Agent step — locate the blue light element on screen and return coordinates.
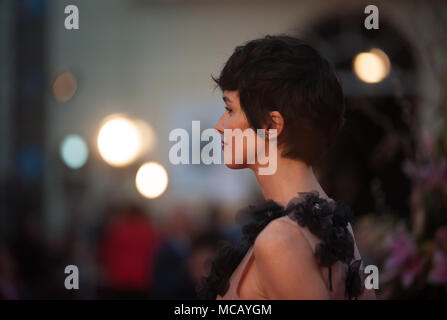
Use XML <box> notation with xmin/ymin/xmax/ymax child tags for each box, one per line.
<box><xmin>60</xmin><ymin>134</ymin><xmax>89</xmax><ymax>169</ymax></box>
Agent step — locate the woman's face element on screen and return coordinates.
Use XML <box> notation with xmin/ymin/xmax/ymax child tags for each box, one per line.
<box><xmin>214</xmin><ymin>90</ymin><xmax>259</xmax><ymax>170</ymax></box>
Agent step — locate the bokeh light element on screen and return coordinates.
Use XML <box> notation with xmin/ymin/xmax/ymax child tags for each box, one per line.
<box><xmin>60</xmin><ymin>134</ymin><xmax>89</xmax><ymax>169</ymax></box>
<box><xmin>135</xmin><ymin>162</ymin><xmax>168</xmax><ymax>199</ymax></box>
<box><xmin>97</xmin><ymin>115</ymin><xmax>142</xmax><ymax>167</ymax></box>
<box><xmin>134</xmin><ymin>119</ymin><xmax>157</xmax><ymax>155</ymax></box>
<box><xmin>52</xmin><ymin>72</ymin><xmax>77</xmax><ymax>102</ymax></box>
<box><xmin>353</xmin><ymin>48</ymin><xmax>391</xmax><ymax>83</ymax></box>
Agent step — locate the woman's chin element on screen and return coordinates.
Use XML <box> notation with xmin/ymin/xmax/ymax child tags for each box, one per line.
<box><xmin>224</xmin><ymin>163</ymin><xmax>249</xmax><ymax>170</ymax></box>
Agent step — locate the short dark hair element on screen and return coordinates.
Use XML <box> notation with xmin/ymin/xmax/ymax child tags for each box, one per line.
<box><xmin>213</xmin><ymin>35</ymin><xmax>345</xmax><ymax>165</ymax></box>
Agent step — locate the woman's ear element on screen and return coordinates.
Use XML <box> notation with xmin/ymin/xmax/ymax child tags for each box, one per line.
<box><xmin>267</xmin><ymin>111</ymin><xmax>284</xmax><ymax>138</ymax></box>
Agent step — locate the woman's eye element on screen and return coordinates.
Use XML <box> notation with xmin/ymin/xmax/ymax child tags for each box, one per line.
<box><xmin>225</xmin><ymin>106</ymin><xmax>233</xmax><ymax>114</ymax></box>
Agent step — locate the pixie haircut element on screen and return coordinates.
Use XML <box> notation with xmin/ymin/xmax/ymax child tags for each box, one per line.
<box><xmin>213</xmin><ymin>35</ymin><xmax>345</xmax><ymax>165</ymax></box>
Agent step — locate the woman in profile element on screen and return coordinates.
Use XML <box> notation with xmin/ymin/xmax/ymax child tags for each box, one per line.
<box><xmin>196</xmin><ymin>35</ymin><xmax>376</xmax><ymax>300</ymax></box>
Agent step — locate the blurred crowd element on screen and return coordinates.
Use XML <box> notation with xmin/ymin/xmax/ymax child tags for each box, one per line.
<box><xmin>0</xmin><ymin>185</ymin><xmax>242</xmax><ymax>300</ymax></box>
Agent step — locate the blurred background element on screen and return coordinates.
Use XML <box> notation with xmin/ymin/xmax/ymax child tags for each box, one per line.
<box><xmin>0</xmin><ymin>0</ymin><xmax>446</xmax><ymax>299</ymax></box>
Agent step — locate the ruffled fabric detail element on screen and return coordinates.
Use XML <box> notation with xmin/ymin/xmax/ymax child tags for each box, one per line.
<box><xmin>196</xmin><ymin>200</ymin><xmax>284</xmax><ymax>299</ymax></box>
<box><xmin>196</xmin><ymin>191</ymin><xmax>365</xmax><ymax>300</ymax></box>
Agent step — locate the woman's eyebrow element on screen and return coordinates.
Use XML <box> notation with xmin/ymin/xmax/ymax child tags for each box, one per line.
<box><xmin>222</xmin><ymin>95</ymin><xmax>232</xmax><ymax>104</ymax></box>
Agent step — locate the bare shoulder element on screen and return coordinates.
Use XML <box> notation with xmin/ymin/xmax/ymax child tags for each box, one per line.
<box><xmin>253</xmin><ymin>216</ymin><xmax>315</xmax><ymax>264</ymax></box>
<box><xmin>252</xmin><ymin>217</ymin><xmax>328</xmax><ymax>299</ymax></box>
<box><xmin>255</xmin><ymin>217</ymin><xmax>305</xmax><ymax>247</ymax></box>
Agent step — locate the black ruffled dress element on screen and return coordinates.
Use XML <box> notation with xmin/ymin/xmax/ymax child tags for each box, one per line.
<box><xmin>196</xmin><ymin>191</ymin><xmax>365</xmax><ymax>300</ymax></box>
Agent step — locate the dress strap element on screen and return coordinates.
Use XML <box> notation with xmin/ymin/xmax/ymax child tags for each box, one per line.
<box><xmin>234</xmin><ymin>245</ymin><xmax>255</xmax><ymax>297</ymax></box>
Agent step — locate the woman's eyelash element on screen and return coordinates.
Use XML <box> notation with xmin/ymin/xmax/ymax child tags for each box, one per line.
<box><xmin>225</xmin><ymin>106</ymin><xmax>233</xmax><ymax>113</ymax></box>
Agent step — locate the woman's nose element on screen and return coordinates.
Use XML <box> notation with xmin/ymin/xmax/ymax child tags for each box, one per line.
<box><xmin>214</xmin><ymin>114</ymin><xmax>225</xmax><ymax>135</ymax></box>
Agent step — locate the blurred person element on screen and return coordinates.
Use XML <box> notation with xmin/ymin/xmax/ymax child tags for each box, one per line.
<box><xmin>11</xmin><ymin>214</ymin><xmax>51</xmax><ymax>299</ymax></box>
<box><xmin>185</xmin><ymin>233</ymin><xmax>222</xmax><ymax>298</ymax></box>
<box><xmin>150</xmin><ymin>207</ymin><xmax>195</xmax><ymax>299</ymax></box>
<box><xmin>0</xmin><ymin>243</ymin><xmax>20</xmax><ymax>300</ymax></box>
<box><xmin>204</xmin><ymin>203</ymin><xmax>239</xmax><ymax>244</ymax></box>
<box><xmin>197</xmin><ymin>35</ymin><xmax>376</xmax><ymax>300</ymax></box>
<box><xmin>97</xmin><ymin>204</ymin><xmax>160</xmax><ymax>299</ymax></box>
<box><xmin>153</xmin><ymin>231</ymin><xmax>221</xmax><ymax>300</ymax></box>
<box><xmin>1</xmin><ymin>180</ymin><xmax>54</xmax><ymax>298</ymax></box>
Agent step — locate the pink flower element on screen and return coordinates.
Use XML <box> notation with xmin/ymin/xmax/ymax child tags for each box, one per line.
<box><xmin>384</xmin><ymin>228</ymin><xmax>416</xmax><ymax>272</ymax></box>
<box><xmin>435</xmin><ymin>226</ymin><xmax>447</xmax><ymax>246</ymax></box>
<box><xmin>421</xmin><ymin>129</ymin><xmax>435</xmax><ymax>159</ymax></box>
<box><xmin>400</xmin><ymin>254</ymin><xmax>427</xmax><ymax>288</ymax></box>
<box><xmin>381</xmin><ymin>227</ymin><xmax>426</xmax><ymax>287</ymax></box>
<box><xmin>403</xmin><ymin>159</ymin><xmax>447</xmax><ymax>190</ymax></box>
<box><xmin>428</xmin><ymin>250</ymin><xmax>447</xmax><ymax>286</ymax></box>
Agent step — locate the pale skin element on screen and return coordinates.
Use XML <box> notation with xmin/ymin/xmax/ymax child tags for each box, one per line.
<box><xmin>214</xmin><ymin>90</ymin><xmax>376</xmax><ymax>299</ymax></box>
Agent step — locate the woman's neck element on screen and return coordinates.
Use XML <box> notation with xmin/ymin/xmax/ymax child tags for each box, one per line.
<box><xmin>253</xmin><ymin>156</ymin><xmax>329</xmax><ymax>207</ymax></box>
